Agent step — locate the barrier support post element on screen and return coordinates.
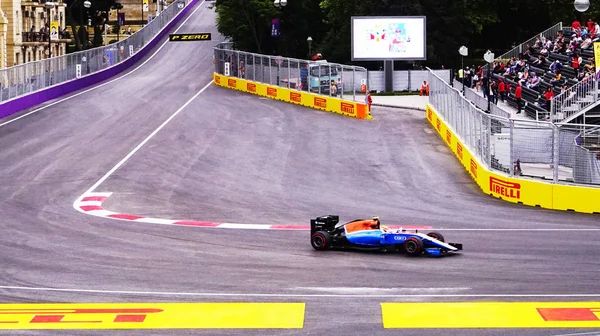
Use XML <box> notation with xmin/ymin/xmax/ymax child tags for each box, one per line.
<box><xmin>509</xmin><ymin>119</ymin><xmax>514</xmax><ymax>176</ymax></box>
<box><xmin>352</xmin><ymin>68</ymin><xmax>356</xmax><ymax>101</ymax></box>
<box><xmin>553</xmin><ymin>125</ymin><xmax>560</xmax><ymax>183</ymax></box>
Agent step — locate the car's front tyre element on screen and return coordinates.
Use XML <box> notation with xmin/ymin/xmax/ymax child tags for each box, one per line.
<box><xmin>403</xmin><ymin>237</ymin><xmax>424</xmax><ymax>256</ymax></box>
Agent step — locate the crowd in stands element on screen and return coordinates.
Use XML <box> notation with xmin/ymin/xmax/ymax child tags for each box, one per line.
<box><xmin>457</xmin><ymin>18</ymin><xmax>599</xmax><ymax>120</ymax></box>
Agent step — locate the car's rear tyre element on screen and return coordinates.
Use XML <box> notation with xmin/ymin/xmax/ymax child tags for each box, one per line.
<box><xmin>404</xmin><ymin>237</ymin><xmax>424</xmax><ymax>256</ymax></box>
<box><xmin>427</xmin><ymin>231</ymin><xmax>445</xmax><ymax>242</ymax></box>
<box><xmin>311</xmin><ymin>231</ymin><xmax>332</xmax><ymax>251</ymax></box>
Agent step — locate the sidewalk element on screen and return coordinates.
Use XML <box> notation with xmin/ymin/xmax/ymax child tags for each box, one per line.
<box><xmin>371</xmin><ymin>95</ymin><xmax>428</xmax><ymax>111</ymax></box>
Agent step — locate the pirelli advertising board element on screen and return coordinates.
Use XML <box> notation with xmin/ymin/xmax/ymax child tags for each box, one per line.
<box><xmin>425</xmin><ymin>103</ymin><xmax>600</xmax><ymax>214</ymax></box>
<box><xmin>213</xmin><ymin>73</ymin><xmax>371</xmax><ymax>120</ymax></box>
<box><xmin>169</xmin><ymin>33</ymin><xmax>211</xmax><ymax>41</ymax></box>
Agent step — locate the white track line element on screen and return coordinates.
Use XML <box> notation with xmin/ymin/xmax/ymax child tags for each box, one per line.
<box><xmin>550</xmin><ymin>332</ymin><xmax>600</xmax><ymax>336</ymax></box>
<box><xmin>0</xmin><ymin>285</ymin><xmax>599</xmax><ymax>298</ymax></box>
<box><xmin>0</xmin><ymin>0</ymin><xmax>206</xmax><ymax>128</ymax></box>
<box><xmin>78</xmin><ymin>79</ymin><xmax>212</xmax><ymax>198</ymax></box>
<box><xmin>430</xmin><ymin>228</ymin><xmax>600</xmax><ymax>231</ymax></box>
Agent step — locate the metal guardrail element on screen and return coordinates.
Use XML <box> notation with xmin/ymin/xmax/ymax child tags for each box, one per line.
<box><xmin>213</xmin><ymin>45</ymin><xmax>369</xmax><ymax>102</ymax></box>
<box><xmin>550</xmin><ymin>74</ymin><xmax>598</xmax><ymax>123</ymax></box>
<box><xmin>483</xmin><ymin>23</ymin><xmax>563</xmax><ymax>72</ymax></box>
<box><xmin>456</xmin><ymin>80</ymin><xmax>512</xmax><ymax>119</ymax></box>
<box><xmin>429</xmin><ymin>68</ymin><xmax>600</xmax><ymax>186</ymax></box>
<box><xmin>0</xmin><ymin>0</ymin><xmax>186</xmax><ymax>103</ymax></box>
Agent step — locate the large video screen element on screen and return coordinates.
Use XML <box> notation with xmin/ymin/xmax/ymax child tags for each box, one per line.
<box><xmin>351</xmin><ymin>16</ymin><xmax>427</xmax><ymax>61</ymax></box>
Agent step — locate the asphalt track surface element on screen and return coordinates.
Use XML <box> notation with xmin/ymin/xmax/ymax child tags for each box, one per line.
<box><xmin>1</xmin><ymin>2</ymin><xmax>600</xmax><ymax>335</ymax></box>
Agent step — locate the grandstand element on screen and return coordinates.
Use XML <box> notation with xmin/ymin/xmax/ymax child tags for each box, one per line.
<box><xmin>458</xmin><ymin>22</ymin><xmax>600</xmax><ymax>156</ymax></box>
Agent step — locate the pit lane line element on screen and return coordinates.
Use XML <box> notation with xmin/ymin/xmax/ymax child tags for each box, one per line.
<box><xmin>0</xmin><ymin>0</ymin><xmax>206</xmax><ymax>128</ymax></box>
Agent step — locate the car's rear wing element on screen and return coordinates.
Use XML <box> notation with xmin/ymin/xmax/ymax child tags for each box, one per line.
<box><xmin>310</xmin><ymin>215</ymin><xmax>339</xmax><ymax>235</ymax></box>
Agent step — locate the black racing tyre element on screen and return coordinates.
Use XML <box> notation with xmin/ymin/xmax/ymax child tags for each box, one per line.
<box><xmin>404</xmin><ymin>237</ymin><xmax>424</xmax><ymax>256</ymax></box>
<box><xmin>427</xmin><ymin>231</ymin><xmax>445</xmax><ymax>242</ymax></box>
<box><xmin>311</xmin><ymin>231</ymin><xmax>332</xmax><ymax>251</ymax></box>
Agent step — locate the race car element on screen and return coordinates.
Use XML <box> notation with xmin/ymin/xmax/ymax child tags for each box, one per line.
<box><xmin>310</xmin><ymin>215</ymin><xmax>462</xmax><ymax>256</ymax></box>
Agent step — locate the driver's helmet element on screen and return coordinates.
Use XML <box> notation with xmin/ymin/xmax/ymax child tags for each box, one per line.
<box><xmin>369</xmin><ymin>216</ymin><xmax>381</xmax><ymax>229</ymax></box>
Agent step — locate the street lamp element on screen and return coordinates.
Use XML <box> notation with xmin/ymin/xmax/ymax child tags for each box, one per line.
<box><xmin>484</xmin><ymin>50</ymin><xmax>495</xmax><ymax>112</ymax></box>
<box><xmin>307</xmin><ymin>36</ymin><xmax>312</xmax><ymax>58</ymax></box>
<box><xmin>45</xmin><ymin>1</ymin><xmax>56</xmax><ymax>58</ymax></box>
<box><xmin>458</xmin><ymin>45</ymin><xmax>468</xmax><ymax>93</ymax></box>
<box><xmin>574</xmin><ymin>0</ymin><xmax>590</xmax><ymax>12</ymax></box>
<box><xmin>273</xmin><ymin>0</ymin><xmax>287</xmax><ymax>7</ymax></box>
<box><xmin>77</xmin><ymin>0</ymin><xmax>91</xmax><ymax>50</ymax></box>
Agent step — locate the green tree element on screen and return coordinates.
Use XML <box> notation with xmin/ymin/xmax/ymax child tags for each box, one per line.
<box><xmin>318</xmin><ymin>0</ymin><xmax>497</xmax><ymax>68</ymax></box>
<box><xmin>215</xmin><ymin>0</ymin><xmax>280</xmax><ymax>53</ymax></box>
<box><xmin>215</xmin><ymin>0</ymin><xmax>326</xmax><ymax>58</ymax></box>
<box><xmin>65</xmin><ymin>0</ymin><xmax>122</xmax><ymax>50</ymax></box>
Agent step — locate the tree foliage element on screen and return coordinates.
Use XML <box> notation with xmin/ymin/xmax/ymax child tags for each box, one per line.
<box><xmin>215</xmin><ymin>0</ymin><xmax>600</xmax><ymax>69</ymax></box>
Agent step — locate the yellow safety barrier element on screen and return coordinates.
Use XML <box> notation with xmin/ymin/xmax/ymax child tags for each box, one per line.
<box><xmin>214</xmin><ymin>73</ymin><xmax>372</xmax><ymax>120</ymax></box>
<box><xmin>427</xmin><ymin>103</ymin><xmax>600</xmax><ymax>213</ymax></box>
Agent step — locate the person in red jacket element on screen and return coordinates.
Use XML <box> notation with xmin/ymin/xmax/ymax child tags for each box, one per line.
<box><xmin>515</xmin><ymin>83</ymin><xmax>523</xmax><ymax>114</ymax></box>
<box><xmin>573</xmin><ymin>53</ymin><xmax>580</xmax><ymax>77</ymax></box>
<box><xmin>498</xmin><ymin>80</ymin><xmax>506</xmax><ymax>102</ymax></box>
<box><xmin>544</xmin><ymin>87</ymin><xmax>554</xmax><ymax>112</ymax></box>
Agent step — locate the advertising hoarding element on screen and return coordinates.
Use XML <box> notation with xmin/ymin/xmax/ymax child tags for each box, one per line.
<box><xmin>351</xmin><ymin>16</ymin><xmax>426</xmax><ymax>61</ymax></box>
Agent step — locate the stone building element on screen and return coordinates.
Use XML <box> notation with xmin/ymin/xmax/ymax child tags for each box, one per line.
<box><xmin>0</xmin><ymin>0</ymin><xmax>7</xmax><ymax>68</ymax></box>
<box><xmin>1</xmin><ymin>0</ymin><xmax>70</xmax><ymax>68</ymax></box>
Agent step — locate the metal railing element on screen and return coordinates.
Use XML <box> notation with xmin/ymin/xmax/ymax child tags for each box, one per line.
<box><xmin>454</xmin><ymin>79</ymin><xmax>512</xmax><ymax>119</ymax></box>
<box><xmin>366</xmin><ymin>69</ymin><xmax>450</xmax><ymax>92</ymax></box>
<box><xmin>0</xmin><ymin>0</ymin><xmax>186</xmax><ymax>103</ymax></box>
<box><xmin>483</xmin><ymin>22</ymin><xmax>563</xmax><ymax>72</ymax></box>
<box><xmin>550</xmin><ymin>73</ymin><xmax>599</xmax><ymax>123</ymax></box>
<box><xmin>213</xmin><ymin>44</ymin><xmax>369</xmax><ymax>102</ymax></box>
<box><xmin>428</xmin><ymin>68</ymin><xmax>600</xmax><ymax>186</ymax></box>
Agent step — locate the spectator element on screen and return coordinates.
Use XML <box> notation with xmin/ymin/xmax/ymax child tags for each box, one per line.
<box><xmin>573</xmin><ymin>19</ymin><xmax>582</xmax><ymax>31</ymax></box>
<box><xmin>473</xmin><ymin>72</ymin><xmax>481</xmax><ymax>91</ymax></box>
<box><xmin>594</xmin><ymin>21</ymin><xmax>600</xmax><ymax>41</ymax></box>
<box><xmin>527</xmin><ymin>73</ymin><xmax>540</xmax><ymax>89</ymax></box>
<box><xmin>518</xmin><ymin>69</ymin><xmax>530</xmax><ymax>85</ymax></box>
<box><xmin>544</xmin><ymin>87</ymin><xmax>554</xmax><ymax>111</ymax></box>
<box><xmin>550</xmin><ymin>60</ymin><xmax>563</xmax><ymax>73</ymax></box>
<box><xmin>588</xmin><ymin>19</ymin><xmax>595</xmax><ymax>34</ymax></box>
<box><xmin>498</xmin><ymin>79</ymin><xmax>506</xmax><ymax>102</ymax></box>
<box><xmin>420</xmin><ymin>80</ymin><xmax>429</xmax><ymax>96</ymax></box>
<box><xmin>487</xmin><ymin>80</ymin><xmax>496</xmax><ymax>105</ymax></box>
<box><xmin>573</xmin><ymin>53</ymin><xmax>581</xmax><ymax>77</ymax></box>
<box><xmin>581</xmin><ymin>36</ymin><xmax>593</xmax><ymax>49</ymax></box>
<box><xmin>532</xmin><ymin>55</ymin><xmax>547</xmax><ymax>67</ymax></box>
<box><xmin>482</xmin><ymin>75</ymin><xmax>489</xmax><ymax>98</ymax></box>
<box><xmin>550</xmin><ymin>70</ymin><xmax>563</xmax><ymax>87</ymax></box>
<box><xmin>515</xmin><ymin>83</ymin><xmax>523</xmax><ymax>114</ymax></box>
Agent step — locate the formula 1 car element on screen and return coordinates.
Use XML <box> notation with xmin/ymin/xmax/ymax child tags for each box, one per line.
<box><xmin>310</xmin><ymin>215</ymin><xmax>462</xmax><ymax>256</ymax></box>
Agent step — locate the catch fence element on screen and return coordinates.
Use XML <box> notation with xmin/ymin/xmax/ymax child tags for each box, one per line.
<box><xmin>0</xmin><ymin>0</ymin><xmax>187</xmax><ymax>103</ymax></box>
<box><xmin>429</xmin><ymin>68</ymin><xmax>600</xmax><ymax>186</ymax></box>
<box><xmin>213</xmin><ymin>44</ymin><xmax>369</xmax><ymax>102</ymax></box>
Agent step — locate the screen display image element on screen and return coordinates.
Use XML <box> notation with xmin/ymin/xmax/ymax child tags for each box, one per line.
<box><xmin>351</xmin><ymin>16</ymin><xmax>426</xmax><ymax>61</ymax></box>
